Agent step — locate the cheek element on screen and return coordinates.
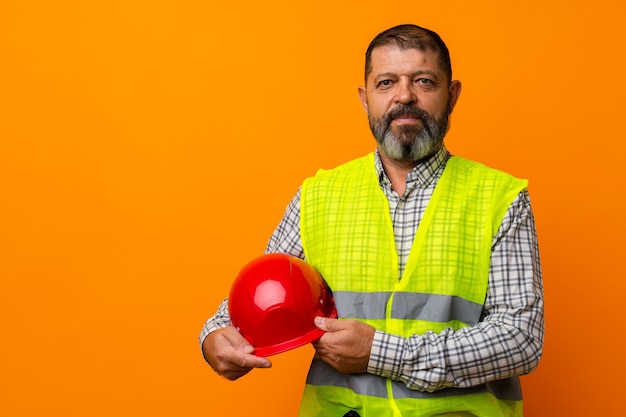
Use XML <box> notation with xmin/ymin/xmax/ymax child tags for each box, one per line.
<box><xmin>427</xmin><ymin>96</ymin><xmax>451</xmax><ymax>115</ymax></box>
<box><xmin>367</xmin><ymin>100</ymin><xmax>390</xmax><ymax>119</ymax></box>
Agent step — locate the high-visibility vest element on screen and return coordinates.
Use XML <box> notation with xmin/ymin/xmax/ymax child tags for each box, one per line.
<box><xmin>299</xmin><ymin>154</ymin><xmax>528</xmax><ymax>417</ymax></box>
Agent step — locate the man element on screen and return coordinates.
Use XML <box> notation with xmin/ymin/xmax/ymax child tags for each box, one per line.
<box><xmin>200</xmin><ymin>24</ymin><xmax>544</xmax><ymax>417</ymax></box>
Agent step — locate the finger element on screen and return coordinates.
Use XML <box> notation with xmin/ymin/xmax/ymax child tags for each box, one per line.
<box><xmin>230</xmin><ymin>341</ymin><xmax>272</xmax><ymax>368</ymax></box>
<box><xmin>242</xmin><ymin>352</ymin><xmax>272</xmax><ymax>369</ymax></box>
<box><xmin>224</xmin><ymin>334</ymin><xmax>272</xmax><ymax>369</ymax></box>
<box><xmin>216</xmin><ymin>349</ymin><xmax>272</xmax><ymax>378</ymax></box>
<box><xmin>222</xmin><ymin>328</ymin><xmax>254</xmax><ymax>351</ymax></box>
<box><xmin>209</xmin><ymin>328</ymin><xmax>272</xmax><ymax>374</ymax></box>
<box><xmin>315</xmin><ymin>316</ymin><xmax>342</xmax><ymax>332</ymax></box>
<box><xmin>234</xmin><ymin>338</ymin><xmax>255</xmax><ymax>354</ymax></box>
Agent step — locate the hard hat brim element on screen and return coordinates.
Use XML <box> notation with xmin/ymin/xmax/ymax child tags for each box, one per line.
<box><xmin>253</xmin><ymin>307</ymin><xmax>338</xmax><ymax>357</ymax></box>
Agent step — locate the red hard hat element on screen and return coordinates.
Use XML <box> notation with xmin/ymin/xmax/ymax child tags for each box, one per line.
<box><xmin>228</xmin><ymin>253</ymin><xmax>337</xmax><ymax>357</ymax></box>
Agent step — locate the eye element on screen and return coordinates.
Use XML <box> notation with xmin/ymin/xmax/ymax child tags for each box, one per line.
<box><xmin>377</xmin><ymin>79</ymin><xmax>393</xmax><ymax>89</ymax></box>
<box><xmin>414</xmin><ymin>78</ymin><xmax>438</xmax><ymax>91</ymax></box>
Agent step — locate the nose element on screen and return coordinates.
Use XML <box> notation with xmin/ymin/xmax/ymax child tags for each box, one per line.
<box><xmin>395</xmin><ymin>78</ymin><xmax>416</xmax><ymax>105</ymax></box>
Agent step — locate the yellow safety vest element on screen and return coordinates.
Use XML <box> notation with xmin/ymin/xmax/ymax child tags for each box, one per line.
<box><xmin>299</xmin><ymin>154</ymin><xmax>528</xmax><ymax>417</ymax></box>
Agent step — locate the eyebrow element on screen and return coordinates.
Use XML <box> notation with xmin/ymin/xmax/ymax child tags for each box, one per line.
<box><xmin>373</xmin><ymin>69</ymin><xmax>440</xmax><ymax>83</ymax></box>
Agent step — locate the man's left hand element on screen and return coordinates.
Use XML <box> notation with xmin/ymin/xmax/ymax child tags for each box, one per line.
<box><xmin>312</xmin><ymin>317</ymin><xmax>375</xmax><ymax>374</ymax></box>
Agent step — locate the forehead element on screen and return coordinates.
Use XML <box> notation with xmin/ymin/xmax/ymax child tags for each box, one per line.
<box><xmin>368</xmin><ymin>46</ymin><xmax>443</xmax><ymax>78</ymax></box>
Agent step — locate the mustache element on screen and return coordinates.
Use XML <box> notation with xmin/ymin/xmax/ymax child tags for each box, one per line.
<box><xmin>384</xmin><ymin>105</ymin><xmax>431</xmax><ymax>125</ymax></box>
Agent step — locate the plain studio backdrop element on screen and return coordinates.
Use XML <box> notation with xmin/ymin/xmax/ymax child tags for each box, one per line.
<box><xmin>1</xmin><ymin>1</ymin><xmax>624</xmax><ymax>416</ymax></box>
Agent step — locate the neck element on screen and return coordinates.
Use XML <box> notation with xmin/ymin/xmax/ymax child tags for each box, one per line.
<box><xmin>377</xmin><ymin>146</ymin><xmax>441</xmax><ymax>195</ymax></box>
<box><xmin>378</xmin><ymin>152</ymin><xmax>417</xmax><ymax>196</ymax></box>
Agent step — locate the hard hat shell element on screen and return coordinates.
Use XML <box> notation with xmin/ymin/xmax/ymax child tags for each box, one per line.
<box><xmin>228</xmin><ymin>253</ymin><xmax>337</xmax><ymax>357</ymax></box>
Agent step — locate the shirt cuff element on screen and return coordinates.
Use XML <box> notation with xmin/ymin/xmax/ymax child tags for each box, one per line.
<box><xmin>198</xmin><ymin>298</ymin><xmax>231</xmax><ymax>347</ymax></box>
<box><xmin>367</xmin><ymin>330</ymin><xmax>405</xmax><ymax>380</ymax></box>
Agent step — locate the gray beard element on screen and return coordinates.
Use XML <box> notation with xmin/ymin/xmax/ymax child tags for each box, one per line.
<box><xmin>369</xmin><ymin>105</ymin><xmax>450</xmax><ymax>162</ymax></box>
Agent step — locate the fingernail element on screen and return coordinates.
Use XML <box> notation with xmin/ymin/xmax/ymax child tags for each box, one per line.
<box><xmin>315</xmin><ymin>316</ymin><xmax>324</xmax><ymax>326</ymax></box>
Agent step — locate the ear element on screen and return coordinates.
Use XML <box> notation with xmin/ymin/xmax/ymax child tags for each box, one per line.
<box><xmin>358</xmin><ymin>86</ymin><xmax>368</xmax><ymax>113</ymax></box>
<box><xmin>448</xmin><ymin>80</ymin><xmax>462</xmax><ymax>113</ymax></box>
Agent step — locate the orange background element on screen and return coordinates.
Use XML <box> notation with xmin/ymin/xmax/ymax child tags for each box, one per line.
<box><xmin>1</xmin><ymin>1</ymin><xmax>625</xmax><ymax>416</ymax></box>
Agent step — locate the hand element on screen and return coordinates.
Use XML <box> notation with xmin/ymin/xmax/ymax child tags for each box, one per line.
<box><xmin>312</xmin><ymin>317</ymin><xmax>375</xmax><ymax>374</ymax></box>
<box><xmin>202</xmin><ymin>326</ymin><xmax>272</xmax><ymax>380</ymax></box>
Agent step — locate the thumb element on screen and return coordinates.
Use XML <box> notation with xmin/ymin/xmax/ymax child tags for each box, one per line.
<box><xmin>314</xmin><ymin>316</ymin><xmax>337</xmax><ymax>332</ymax></box>
<box><xmin>238</xmin><ymin>343</ymin><xmax>255</xmax><ymax>354</ymax></box>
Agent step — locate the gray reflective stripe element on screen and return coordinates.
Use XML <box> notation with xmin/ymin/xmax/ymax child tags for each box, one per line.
<box><xmin>392</xmin><ymin>292</ymin><xmax>482</xmax><ymax>325</ymax></box>
<box><xmin>306</xmin><ymin>358</ymin><xmax>386</xmax><ymax>396</ymax></box>
<box><xmin>392</xmin><ymin>373</ymin><xmax>522</xmax><ymax>401</ymax></box>
<box><xmin>333</xmin><ymin>291</ymin><xmax>482</xmax><ymax>324</ymax></box>
<box><xmin>333</xmin><ymin>291</ymin><xmax>392</xmax><ymax>319</ymax></box>
<box><xmin>486</xmin><ymin>376</ymin><xmax>522</xmax><ymax>401</ymax></box>
<box><xmin>306</xmin><ymin>359</ymin><xmax>522</xmax><ymax>401</ymax></box>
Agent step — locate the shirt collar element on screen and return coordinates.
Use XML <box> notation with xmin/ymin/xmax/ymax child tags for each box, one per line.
<box><xmin>374</xmin><ymin>145</ymin><xmax>451</xmax><ymax>190</ymax></box>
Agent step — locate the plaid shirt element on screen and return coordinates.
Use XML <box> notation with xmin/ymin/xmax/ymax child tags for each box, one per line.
<box><xmin>200</xmin><ymin>146</ymin><xmax>544</xmax><ymax>391</ymax></box>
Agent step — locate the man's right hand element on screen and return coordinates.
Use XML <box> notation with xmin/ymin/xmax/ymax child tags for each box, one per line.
<box><xmin>202</xmin><ymin>326</ymin><xmax>272</xmax><ymax>380</ymax></box>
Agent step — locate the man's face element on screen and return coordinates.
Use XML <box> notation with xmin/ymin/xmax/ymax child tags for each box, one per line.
<box><xmin>358</xmin><ymin>46</ymin><xmax>461</xmax><ymax>163</ymax></box>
